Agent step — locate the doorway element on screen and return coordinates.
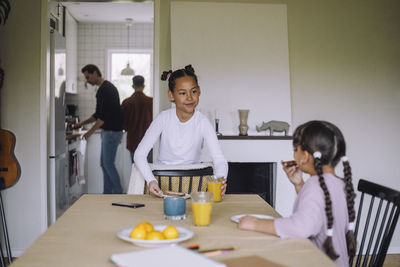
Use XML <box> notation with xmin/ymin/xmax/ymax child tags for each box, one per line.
<box><xmin>51</xmin><ymin>1</ymin><xmax>155</xmax><ymax>194</ymax></box>
<box><xmin>61</xmin><ymin>1</ymin><xmax>154</xmax><ymax>120</ymax></box>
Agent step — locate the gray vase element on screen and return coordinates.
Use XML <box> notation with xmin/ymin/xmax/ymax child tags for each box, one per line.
<box><xmin>238</xmin><ymin>109</ymin><xmax>249</xmax><ymax>136</ymax></box>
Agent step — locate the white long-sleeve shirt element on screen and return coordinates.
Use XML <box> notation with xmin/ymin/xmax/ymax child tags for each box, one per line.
<box><xmin>134</xmin><ymin>108</ymin><xmax>228</xmax><ymax>183</ymax></box>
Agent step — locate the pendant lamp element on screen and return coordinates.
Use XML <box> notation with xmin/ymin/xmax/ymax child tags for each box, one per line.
<box><xmin>58</xmin><ymin>64</ymin><xmax>64</xmax><ymax>76</ymax></box>
<box><xmin>121</xmin><ymin>18</ymin><xmax>135</xmax><ymax>76</ymax></box>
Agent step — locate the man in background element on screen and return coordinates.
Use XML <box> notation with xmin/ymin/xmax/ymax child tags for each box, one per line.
<box><xmin>74</xmin><ymin>64</ymin><xmax>124</xmax><ymax>194</ymax></box>
<box><xmin>121</xmin><ymin>75</ymin><xmax>153</xmax><ymax>163</ymax></box>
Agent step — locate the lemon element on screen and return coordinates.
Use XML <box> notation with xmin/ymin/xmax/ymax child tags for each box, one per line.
<box><xmin>146</xmin><ymin>230</ymin><xmax>165</xmax><ymax>240</ymax></box>
<box><xmin>162</xmin><ymin>225</ymin><xmax>179</xmax><ymax>239</ymax></box>
<box><xmin>129</xmin><ymin>227</ymin><xmax>147</xmax><ymax>239</ymax></box>
<box><xmin>136</xmin><ymin>221</ymin><xmax>154</xmax><ymax>233</ymax></box>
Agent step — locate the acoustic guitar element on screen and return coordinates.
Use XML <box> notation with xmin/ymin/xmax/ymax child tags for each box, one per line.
<box><xmin>0</xmin><ymin>129</ymin><xmax>21</xmax><ymax>190</ymax></box>
<box><xmin>0</xmin><ymin>68</ymin><xmax>21</xmax><ymax>190</ymax></box>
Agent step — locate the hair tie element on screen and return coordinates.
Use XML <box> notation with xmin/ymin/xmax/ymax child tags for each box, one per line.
<box><xmin>341</xmin><ymin>156</ymin><xmax>349</xmax><ymax>162</ymax></box>
<box><xmin>313</xmin><ymin>151</ymin><xmax>322</xmax><ymax>159</ymax></box>
<box><xmin>166</xmin><ymin>72</ymin><xmax>172</xmax><ymax>81</ymax></box>
<box><xmin>326</xmin><ymin>228</ymin><xmax>333</xmax><ymax>237</ymax></box>
<box><xmin>347</xmin><ymin>221</ymin><xmax>355</xmax><ymax>231</ymax></box>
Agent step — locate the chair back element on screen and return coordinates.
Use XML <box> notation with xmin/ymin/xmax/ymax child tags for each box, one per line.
<box><xmin>144</xmin><ymin>167</ymin><xmax>214</xmax><ymax>194</ymax></box>
<box><xmin>351</xmin><ymin>179</ymin><xmax>400</xmax><ymax>267</ymax></box>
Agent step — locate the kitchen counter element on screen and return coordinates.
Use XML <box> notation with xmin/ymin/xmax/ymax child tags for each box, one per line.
<box><xmin>85</xmin><ymin>131</ymin><xmax>131</xmax><ymax>193</ymax></box>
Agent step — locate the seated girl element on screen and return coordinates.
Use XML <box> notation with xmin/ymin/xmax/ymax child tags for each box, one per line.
<box><xmin>134</xmin><ymin>65</ymin><xmax>228</xmax><ymax>197</ymax></box>
<box><xmin>238</xmin><ymin>120</ymin><xmax>356</xmax><ymax>267</ymax></box>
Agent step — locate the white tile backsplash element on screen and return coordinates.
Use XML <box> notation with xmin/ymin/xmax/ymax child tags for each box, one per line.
<box><xmin>66</xmin><ymin>22</ymin><xmax>153</xmax><ymax>121</ymax></box>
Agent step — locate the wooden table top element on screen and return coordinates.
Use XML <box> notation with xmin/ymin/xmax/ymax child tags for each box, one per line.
<box><xmin>12</xmin><ymin>194</ymin><xmax>334</xmax><ymax>267</ymax></box>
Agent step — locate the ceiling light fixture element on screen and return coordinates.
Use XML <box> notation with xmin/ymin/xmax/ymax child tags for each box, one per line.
<box><xmin>121</xmin><ymin>18</ymin><xmax>135</xmax><ymax>76</ymax></box>
<box><xmin>58</xmin><ymin>64</ymin><xmax>64</xmax><ymax>76</ymax></box>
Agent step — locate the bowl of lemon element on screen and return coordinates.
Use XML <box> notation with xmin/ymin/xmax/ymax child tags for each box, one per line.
<box><xmin>117</xmin><ymin>221</ymin><xmax>194</xmax><ymax>247</ymax></box>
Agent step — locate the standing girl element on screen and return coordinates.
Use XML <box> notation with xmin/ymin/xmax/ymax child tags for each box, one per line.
<box><xmin>134</xmin><ymin>65</ymin><xmax>228</xmax><ymax>197</ymax></box>
<box><xmin>238</xmin><ymin>120</ymin><xmax>356</xmax><ymax>267</ymax></box>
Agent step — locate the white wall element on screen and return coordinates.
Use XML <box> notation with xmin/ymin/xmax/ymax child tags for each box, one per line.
<box><xmin>159</xmin><ymin>0</ymin><xmax>400</xmax><ymax>253</ymax></box>
<box><xmin>287</xmin><ymin>0</ymin><xmax>400</xmax><ymax>253</ymax></box>
<box><xmin>0</xmin><ymin>0</ymin><xmax>48</xmax><ymax>256</ymax></box>
<box><xmin>170</xmin><ymin>2</ymin><xmax>292</xmax><ymax>135</ymax></box>
<box><xmin>171</xmin><ymin>2</ymin><xmax>295</xmax><ymax>216</ymax></box>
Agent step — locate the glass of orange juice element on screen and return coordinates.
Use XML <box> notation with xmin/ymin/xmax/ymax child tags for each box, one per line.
<box><xmin>207</xmin><ymin>176</ymin><xmax>224</xmax><ymax>202</ymax></box>
<box><xmin>191</xmin><ymin>191</ymin><xmax>213</xmax><ymax>226</ymax></box>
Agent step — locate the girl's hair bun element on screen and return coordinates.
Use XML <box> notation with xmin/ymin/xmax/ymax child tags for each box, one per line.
<box><xmin>184</xmin><ymin>64</ymin><xmax>195</xmax><ymax>74</ymax></box>
<box><xmin>161</xmin><ymin>70</ymin><xmax>172</xmax><ymax>81</ymax></box>
<box><xmin>161</xmin><ymin>65</ymin><xmax>198</xmax><ymax>92</ymax></box>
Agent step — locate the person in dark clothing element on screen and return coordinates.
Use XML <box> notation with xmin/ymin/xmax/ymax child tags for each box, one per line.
<box><xmin>73</xmin><ymin>64</ymin><xmax>123</xmax><ymax>194</ymax></box>
<box><xmin>121</xmin><ymin>75</ymin><xmax>153</xmax><ymax>163</ymax></box>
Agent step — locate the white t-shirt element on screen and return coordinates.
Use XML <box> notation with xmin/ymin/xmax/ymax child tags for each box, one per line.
<box><xmin>134</xmin><ymin>108</ymin><xmax>228</xmax><ymax>183</ymax></box>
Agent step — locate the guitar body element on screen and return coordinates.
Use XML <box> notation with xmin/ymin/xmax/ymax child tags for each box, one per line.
<box><xmin>0</xmin><ymin>129</ymin><xmax>21</xmax><ymax>190</ymax></box>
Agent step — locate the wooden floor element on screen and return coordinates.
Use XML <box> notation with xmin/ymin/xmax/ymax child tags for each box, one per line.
<box><xmin>383</xmin><ymin>254</ymin><xmax>400</xmax><ymax>267</ymax></box>
<box><xmin>353</xmin><ymin>254</ymin><xmax>400</xmax><ymax>267</ymax></box>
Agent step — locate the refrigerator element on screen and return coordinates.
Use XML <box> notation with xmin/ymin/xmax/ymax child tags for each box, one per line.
<box><xmin>48</xmin><ymin>29</ymin><xmax>67</xmax><ymax>225</ymax></box>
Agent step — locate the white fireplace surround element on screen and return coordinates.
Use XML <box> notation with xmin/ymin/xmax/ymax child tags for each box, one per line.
<box><xmin>201</xmin><ymin>139</ymin><xmax>296</xmax><ymax>217</ymax></box>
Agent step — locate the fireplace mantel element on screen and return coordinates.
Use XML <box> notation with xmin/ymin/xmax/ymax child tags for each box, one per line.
<box><xmin>218</xmin><ymin>135</ymin><xmax>293</xmax><ymax>140</ymax></box>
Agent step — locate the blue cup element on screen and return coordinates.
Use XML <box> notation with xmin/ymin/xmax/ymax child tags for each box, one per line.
<box><xmin>163</xmin><ymin>196</ymin><xmax>186</xmax><ymax>220</ymax></box>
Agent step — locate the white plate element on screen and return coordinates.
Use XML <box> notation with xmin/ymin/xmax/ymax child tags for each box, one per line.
<box><xmin>231</xmin><ymin>214</ymin><xmax>275</xmax><ymax>223</ymax></box>
<box><xmin>117</xmin><ymin>225</ymin><xmax>194</xmax><ymax>248</ymax></box>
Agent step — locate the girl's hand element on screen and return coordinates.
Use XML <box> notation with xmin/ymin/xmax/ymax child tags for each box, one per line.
<box><xmin>238</xmin><ymin>216</ymin><xmax>259</xmax><ymax>231</ymax></box>
<box><xmin>221</xmin><ymin>178</ymin><xmax>227</xmax><ymax>198</ymax></box>
<box><xmin>281</xmin><ymin>161</ymin><xmax>304</xmax><ymax>193</ymax></box>
<box><xmin>148</xmin><ymin>181</ymin><xmax>163</xmax><ymax>197</ymax></box>
<box><xmin>238</xmin><ymin>216</ymin><xmax>277</xmax><ymax>235</ymax></box>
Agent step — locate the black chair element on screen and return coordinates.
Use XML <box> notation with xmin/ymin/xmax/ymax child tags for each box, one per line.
<box><xmin>350</xmin><ymin>179</ymin><xmax>400</xmax><ymax>267</ymax></box>
<box><xmin>144</xmin><ymin>166</ymin><xmax>214</xmax><ymax>194</ymax></box>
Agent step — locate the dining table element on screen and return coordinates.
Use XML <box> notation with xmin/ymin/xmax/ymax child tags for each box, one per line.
<box><xmin>11</xmin><ymin>194</ymin><xmax>335</xmax><ymax>266</ymax></box>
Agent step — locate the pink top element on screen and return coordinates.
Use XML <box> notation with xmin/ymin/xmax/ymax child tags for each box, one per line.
<box><xmin>274</xmin><ymin>173</ymin><xmax>350</xmax><ymax>267</ymax></box>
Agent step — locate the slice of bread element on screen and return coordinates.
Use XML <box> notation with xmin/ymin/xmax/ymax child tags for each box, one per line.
<box><xmin>163</xmin><ymin>191</ymin><xmax>186</xmax><ymax>197</ymax></box>
<box><xmin>282</xmin><ymin>160</ymin><xmax>297</xmax><ymax>167</ymax></box>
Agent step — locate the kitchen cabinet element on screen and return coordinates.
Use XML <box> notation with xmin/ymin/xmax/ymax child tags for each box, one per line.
<box><xmin>86</xmin><ymin>131</ymin><xmax>132</xmax><ymax>193</ymax></box>
<box><xmin>65</xmin><ymin>9</ymin><xmax>78</xmax><ymax>94</ymax></box>
<box><xmin>48</xmin><ymin>2</ymin><xmax>64</xmax><ymax>36</ymax></box>
<box><xmin>86</xmin><ymin>132</ymin><xmax>102</xmax><ymax>193</ymax></box>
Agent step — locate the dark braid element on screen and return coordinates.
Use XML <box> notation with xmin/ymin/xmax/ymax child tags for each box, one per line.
<box><xmin>160</xmin><ymin>64</ymin><xmax>198</xmax><ymax>92</ymax></box>
<box><xmin>327</xmin><ymin>123</ymin><xmax>357</xmax><ymax>258</ymax></box>
<box><xmin>343</xmin><ymin>159</ymin><xmax>356</xmax><ymax>257</ymax></box>
<box><xmin>314</xmin><ymin>156</ymin><xmax>339</xmax><ymax>260</ymax></box>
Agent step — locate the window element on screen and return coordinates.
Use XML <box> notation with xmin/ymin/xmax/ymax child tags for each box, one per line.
<box><xmin>107</xmin><ymin>50</ymin><xmax>153</xmax><ymax>103</ymax></box>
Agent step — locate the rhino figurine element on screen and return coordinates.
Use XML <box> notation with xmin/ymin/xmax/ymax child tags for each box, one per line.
<box><xmin>256</xmin><ymin>120</ymin><xmax>290</xmax><ymax>136</ymax></box>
